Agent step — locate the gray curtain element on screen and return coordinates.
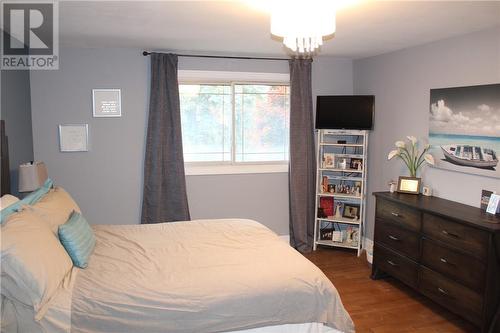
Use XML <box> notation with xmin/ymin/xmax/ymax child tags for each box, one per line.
<box><xmin>141</xmin><ymin>53</ymin><xmax>190</xmax><ymax>224</ymax></box>
<box><xmin>288</xmin><ymin>57</ymin><xmax>316</xmax><ymax>253</ymax></box>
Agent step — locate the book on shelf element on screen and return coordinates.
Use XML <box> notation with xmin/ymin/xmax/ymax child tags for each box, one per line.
<box><xmin>319</xmin><ymin>197</ymin><xmax>334</xmax><ymax>217</ymax></box>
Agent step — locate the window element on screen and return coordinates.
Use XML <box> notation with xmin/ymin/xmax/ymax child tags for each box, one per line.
<box><xmin>179</xmin><ymin>76</ymin><xmax>290</xmax><ymax>170</ymax></box>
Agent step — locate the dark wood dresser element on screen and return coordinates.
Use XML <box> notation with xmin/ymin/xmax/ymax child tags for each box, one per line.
<box><xmin>372</xmin><ymin>192</ymin><xmax>500</xmax><ymax>333</ymax></box>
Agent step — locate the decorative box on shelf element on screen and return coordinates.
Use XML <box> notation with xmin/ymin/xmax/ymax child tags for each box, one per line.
<box><xmin>313</xmin><ymin>129</ymin><xmax>368</xmax><ymax>256</ymax></box>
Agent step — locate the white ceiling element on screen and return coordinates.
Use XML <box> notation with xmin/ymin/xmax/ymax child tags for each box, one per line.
<box><xmin>59</xmin><ymin>1</ymin><xmax>500</xmax><ymax>59</ymax></box>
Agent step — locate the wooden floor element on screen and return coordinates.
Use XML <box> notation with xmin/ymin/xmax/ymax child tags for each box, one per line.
<box><xmin>304</xmin><ymin>247</ymin><xmax>477</xmax><ymax>333</ymax></box>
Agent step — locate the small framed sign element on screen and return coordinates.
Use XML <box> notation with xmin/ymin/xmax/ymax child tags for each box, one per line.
<box><xmin>93</xmin><ymin>89</ymin><xmax>121</xmax><ymax>117</ymax></box>
<box><xmin>486</xmin><ymin>194</ymin><xmax>500</xmax><ymax>215</ymax></box>
<box><xmin>59</xmin><ymin>124</ymin><xmax>89</xmax><ymax>152</ymax></box>
<box><xmin>397</xmin><ymin>176</ymin><xmax>421</xmax><ymax>194</ymax></box>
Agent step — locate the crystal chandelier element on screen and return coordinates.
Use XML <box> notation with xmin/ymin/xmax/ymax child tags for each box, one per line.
<box><xmin>270</xmin><ymin>4</ymin><xmax>336</xmax><ymax>54</ymax></box>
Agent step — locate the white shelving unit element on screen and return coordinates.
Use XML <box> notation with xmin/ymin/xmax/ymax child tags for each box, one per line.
<box><xmin>313</xmin><ymin>129</ymin><xmax>368</xmax><ymax>256</ymax></box>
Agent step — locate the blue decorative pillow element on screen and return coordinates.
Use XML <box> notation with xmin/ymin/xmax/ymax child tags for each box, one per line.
<box><xmin>0</xmin><ymin>179</ymin><xmax>54</xmax><ymax>224</ymax></box>
<box><xmin>23</xmin><ymin>178</ymin><xmax>54</xmax><ymax>205</ymax></box>
<box><xmin>58</xmin><ymin>211</ymin><xmax>96</xmax><ymax>268</ymax></box>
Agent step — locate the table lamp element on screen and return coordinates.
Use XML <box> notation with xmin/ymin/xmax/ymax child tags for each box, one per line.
<box><xmin>18</xmin><ymin>161</ymin><xmax>48</xmax><ymax>192</ymax></box>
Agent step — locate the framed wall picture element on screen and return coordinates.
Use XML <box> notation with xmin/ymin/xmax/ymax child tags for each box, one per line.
<box><xmin>428</xmin><ymin>83</ymin><xmax>499</xmax><ymax>179</ymax></box>
<box><xmin>59</xmin><ymin>124</ymin><xmax>89</xmax><ymax>152</ymax></box>
<box><xmin>397</xmin><ymin>176</ymin><xmax>421</xmax><ymax>194</ymax></box>
<box><xmin>93</xmin><ymin>89</ymin><xmax>122</xmax><ymax>117</ymax></box>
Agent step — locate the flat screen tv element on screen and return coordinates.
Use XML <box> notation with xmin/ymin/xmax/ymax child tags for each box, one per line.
<box><xmin>315</xmin><ymin>95</ymin><xmax>374</xmax><ymax>130</ymax></box>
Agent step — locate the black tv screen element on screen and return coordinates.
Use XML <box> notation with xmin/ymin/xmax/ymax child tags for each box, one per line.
<box><xmin>315</xmin><ymin>95</ymin><xmax>374</xmax><ymax>130</ymax></box>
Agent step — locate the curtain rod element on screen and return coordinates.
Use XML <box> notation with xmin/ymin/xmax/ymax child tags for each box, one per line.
<box><xmin>142</xmin><ymin>51</ymin><xmax>289</xmax><ymax>61</ymax></box>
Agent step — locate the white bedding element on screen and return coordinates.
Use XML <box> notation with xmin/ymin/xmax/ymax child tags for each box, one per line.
<box><xmin>2</xmin><ymin>219</ymin><xmax>354</xmax><ymax>333</ymax></box>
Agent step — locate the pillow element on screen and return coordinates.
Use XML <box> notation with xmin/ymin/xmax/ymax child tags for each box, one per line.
<box><xmin>1</xmin><ymin>209</ymin><xmax>73</xmax><ymax>319</ymax></box>
<box><xmin>0</xmin><ymin>179</ymin><xmax>53</xmax><ymax>224</ymax></box>
<box><xmin>0</xmin><ymin>194</ymin><xmax>19</xmax><ymax>210</ymax></box>
<box><xmin>29</xmin><ymin>186</ymin><xmax>81</xmax><ymax>234</ymax></box>
<box><xmin>22</xmin><ymin>178</ymin><xmax>54</xmax><ymax>205</ymax></box>
<box><xmin>58</xmin><ymin>211</ymin><xmax>96</xmax><ymax>268</ymax></box>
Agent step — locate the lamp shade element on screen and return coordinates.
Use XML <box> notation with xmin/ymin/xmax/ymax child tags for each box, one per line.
<box><xmin>18</xmin><ymin>162</ymin><xmax>48</xmax><ymax>192</ymax></box>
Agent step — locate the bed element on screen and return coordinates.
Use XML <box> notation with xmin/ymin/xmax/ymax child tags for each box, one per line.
<box><xmin>1</xmin><ymin>189</ymin><xmax>354</xmax><ymax>333</ymax></box>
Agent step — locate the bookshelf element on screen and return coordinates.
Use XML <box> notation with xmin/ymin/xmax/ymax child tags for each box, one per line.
<box><xmin>313</xmin><ymin>129</ymin><xmax>368</xmax><ymax>256</ymax></box>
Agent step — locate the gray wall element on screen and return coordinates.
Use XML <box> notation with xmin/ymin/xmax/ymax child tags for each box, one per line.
<box><xmin>1</xmin><ymin>67</ymin><xmax>34</xmax><ymax>196</ymax></box>
<box><xmin>354</xmin><ymin>27</ymin><xmax>500</xmax><ymax>240</ymax></box>
<box><xmin>30</xmin><ymin>47</ymin><xmax>353</xmax><ymax>234</ymax></box>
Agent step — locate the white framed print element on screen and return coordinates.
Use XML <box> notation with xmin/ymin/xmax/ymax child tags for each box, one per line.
<box><xmin>92</xmin><ymin>89</ymin><xmax>122</xmax><ymax>117</ymax></box>
<box><xmin>486</xmin><ymin>193</ymin><xmax>500</xmax><ymax>215</ymax></box>
<box><xmin>59</xmin><ymin>124</ymin><xmax>89</xmax><ymax>152</ymax></box>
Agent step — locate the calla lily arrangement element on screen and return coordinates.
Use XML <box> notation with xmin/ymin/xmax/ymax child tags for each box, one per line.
<box><xmin>387</xmin><ymin>136</ymin><xmax>435</xmax><ymax>177</ymax></box>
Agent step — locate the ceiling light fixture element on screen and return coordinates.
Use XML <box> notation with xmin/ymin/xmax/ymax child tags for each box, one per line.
<box><xmin>270</xmin><ymin>2</ymin><xmax>336</xmax><ymax>54</ymax></box>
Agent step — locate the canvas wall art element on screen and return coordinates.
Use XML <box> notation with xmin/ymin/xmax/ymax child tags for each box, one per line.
<box><xmin>429</xmin><ymin>83</ymin><xmax>500</xmax><ymax>178</ymax></box>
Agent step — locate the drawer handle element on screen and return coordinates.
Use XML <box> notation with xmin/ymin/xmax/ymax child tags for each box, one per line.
<box><xmin>441</xmin><ymin>230</ymin><xmax>459</xmax><ymax>238</ymax></box>
<box><xmin>388</xmin><ymin>235</ymin><xmax>400</xmax><ymax>241</ymax></box>
<box><xmin>437</xmin><ymin>287</ymin><xmax>451</xmax><ymax>297</ymax></box>
<box><xmin>440</xmin><ymin>257</ymin><xmax>451</xmax><ymax>265</ymax></box>
<box><xmin>440</xmin><ymin>257</ymin><xmax>455</xmax><ymax>266</ymax></box>
<box><xmin>391</xmin><ymin>212</ymin><xmax>400</xmax><ymax>217</ymax></box>
<box><xmin>387</xmin><ymin>260</ymin><xmax>398</xmax><ymax>267</ymax></box>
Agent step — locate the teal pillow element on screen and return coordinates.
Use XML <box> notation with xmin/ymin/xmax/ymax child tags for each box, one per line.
<box><xmin>23</xmin><ymin>178</ymin><xmax>54</xmax><ymax>205</ymax></box>
<box><xmin>58</xmin><ymin>211</ymin><xmax>96</xmax><ymax>268</ymax></box>
<box><xmin>0</xmin><ymin>179</ymin><xmax>53</xmax><ymax>224</ymax></box>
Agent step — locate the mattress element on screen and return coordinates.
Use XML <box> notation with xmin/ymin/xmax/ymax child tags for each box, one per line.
<box><xmin>2</xmin><ymin>219</ymin><xmax>354</xmax><ymax>333</ymax></box>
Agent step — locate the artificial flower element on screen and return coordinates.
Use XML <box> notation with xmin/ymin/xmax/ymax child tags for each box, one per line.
<box><xmin>387</xmin><ymin>136</ymin><xmax>435</xmax><ymax>177</ymax></box>
<box><xmin>387</xmin><ymin>150</ymin><xmax>399</xmax><ymax>160</ymax></box>
<box><xmin>424</xmin><ymin>154</ymin><xmax>435</xmax><ymax>165</ymax></box>
<box><xmin>407</xmin><ymin>136</ymin><xmax>417</xmax><ymax>145</ymax></box>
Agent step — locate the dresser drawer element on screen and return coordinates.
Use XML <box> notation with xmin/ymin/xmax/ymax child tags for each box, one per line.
<box><xmin>419</xmin><ymin>267</ymin><xmax>482</xmax><ymax>326</ymax></box>
<box><xmin>376</xmin><ymin>199</ymin><xmax>421</xmax><ymax>232</ymax></box>
<box><xmin>375</xmin><ymin>220</ymin><xmax>419</xmax><ymax>261</ymax></box>
<box><xmin>421</xmin><ymin>239</ymin><xmax>485</xmax><ymax>291</ymax></box>
<box><xmin>422</xmin><ymin>213</ymin><xmax>489</xmax><ymax>259</ymax></box>
<box><xmin>373</xmin><ymin>244</ymin><xmax>418</xmax><ymax>288</ymax></box>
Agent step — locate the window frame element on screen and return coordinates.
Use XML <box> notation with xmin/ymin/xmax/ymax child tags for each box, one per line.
<box><xmin>178</xmin><ymin>70</ymin><xmax>290</xmax><ymax>175</ymax></box>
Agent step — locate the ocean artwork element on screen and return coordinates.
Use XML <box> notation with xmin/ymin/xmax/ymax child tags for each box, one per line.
<box><xmin>429</xmin><ymin>83</ymin><xmax>500</xmax><ymax>179</ymax></box>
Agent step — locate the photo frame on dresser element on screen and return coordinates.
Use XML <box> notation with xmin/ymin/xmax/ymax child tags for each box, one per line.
<box><xmin>397</xmin><ymin>176</ymin><xmax>421</xmax><ymax>194</ymax></box>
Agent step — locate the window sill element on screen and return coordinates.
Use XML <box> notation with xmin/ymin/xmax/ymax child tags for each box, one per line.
<box><xmin>185</xmin><ymin>164</ymin><xmax>289</xmax><ymax>176</ymax></box>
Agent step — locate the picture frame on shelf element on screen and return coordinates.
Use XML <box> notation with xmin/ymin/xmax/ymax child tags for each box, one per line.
<box><xmin>342</xmin><ymin>203</ymin><xmax>360</xmax><ymax>219</ymax></box>
<box><xmin>397</xmin><ymin>176</ymin><xmax>421</xmax><ymax>194</ymax></box>
<box><xmin>350</xmin><ymin>158</ymin><xmax>363</xmax><ymax>170</ymax></box>
<box><xmin>322</xmin><ymin>153</ymin><xmax>335</xmax><ymax>168</ymax></box>
<box><xmin>319</xmin><ymin>227</ymin><xmax>334</xmax><ymax>241</ymax></box>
